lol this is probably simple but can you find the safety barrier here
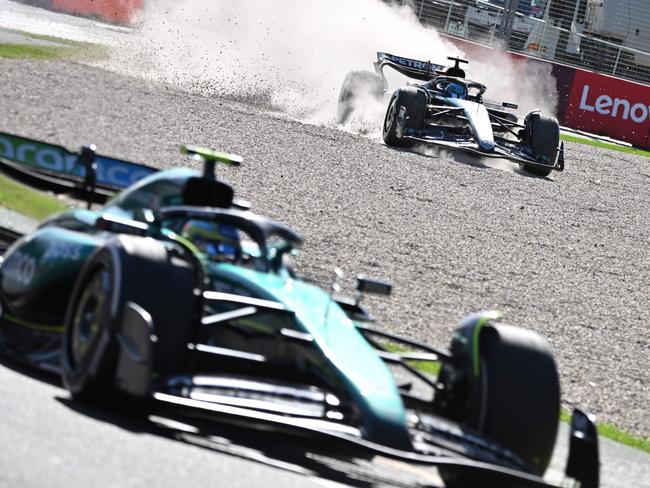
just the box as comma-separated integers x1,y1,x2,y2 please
399,1,650,148
51,0,142,24
563,69,650,148
13,0,142,24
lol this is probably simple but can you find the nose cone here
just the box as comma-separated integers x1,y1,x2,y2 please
447,98,495,152
477,136,495,151
466,103,494,151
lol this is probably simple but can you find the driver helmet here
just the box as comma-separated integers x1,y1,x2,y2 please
181,219,239,259
446,81,466,99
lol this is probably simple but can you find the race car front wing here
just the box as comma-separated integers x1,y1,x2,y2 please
402,130,565,172
153,388,598,488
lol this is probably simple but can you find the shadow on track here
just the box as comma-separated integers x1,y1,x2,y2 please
405,143,556,180
0,353,439,487
0,354,61,388
52,394,436,488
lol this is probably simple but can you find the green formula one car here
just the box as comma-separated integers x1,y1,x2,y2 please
0,133,598,487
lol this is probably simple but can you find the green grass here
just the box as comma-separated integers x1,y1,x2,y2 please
598,423,650,453
0,30,110,60
12,30,89,48
0,173,67,220
0,44,78,60
561,133,650,158
381,341,441,377
561,409,650,454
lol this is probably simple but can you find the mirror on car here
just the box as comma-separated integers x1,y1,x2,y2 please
356,275,392,296
95,213,150,237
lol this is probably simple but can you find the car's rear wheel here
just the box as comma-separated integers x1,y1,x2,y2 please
337,70,385,124
436,322,560,487
521,112,560,177
383,87,426,147
62,235,198,403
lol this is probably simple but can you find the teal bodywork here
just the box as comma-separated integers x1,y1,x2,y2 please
0,166,412,449
1,227,101,328
212,265,410,448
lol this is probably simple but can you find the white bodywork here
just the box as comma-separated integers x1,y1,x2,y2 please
445,98,495,151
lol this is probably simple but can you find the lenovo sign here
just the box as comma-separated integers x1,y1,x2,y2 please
580,85,650,123
565,70,650,147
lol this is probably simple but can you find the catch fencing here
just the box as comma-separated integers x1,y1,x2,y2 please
401,0,650,85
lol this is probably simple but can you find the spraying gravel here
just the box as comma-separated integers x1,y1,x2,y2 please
0,57,648,441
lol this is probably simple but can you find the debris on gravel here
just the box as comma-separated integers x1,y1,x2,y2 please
0,58,648,439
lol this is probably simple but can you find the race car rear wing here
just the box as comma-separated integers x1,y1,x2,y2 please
0,132,158,204
375,52,445,82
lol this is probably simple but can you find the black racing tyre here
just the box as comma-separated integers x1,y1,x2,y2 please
382,87,426,148
470,326,560,472
521,112,560,177
61,235,197,402
60,255,118,402
439,325,560,488
336,70,385,124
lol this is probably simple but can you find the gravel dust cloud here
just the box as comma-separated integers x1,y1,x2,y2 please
110,0,557,132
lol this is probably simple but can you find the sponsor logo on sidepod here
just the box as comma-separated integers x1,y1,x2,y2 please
579,84,650,124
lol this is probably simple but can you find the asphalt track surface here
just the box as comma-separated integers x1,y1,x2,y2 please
2,356,462,488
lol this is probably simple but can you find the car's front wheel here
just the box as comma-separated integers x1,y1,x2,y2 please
435,318,560,487
61,250,120,402
383,87,426,147
61,235,197,403
521,112,560,177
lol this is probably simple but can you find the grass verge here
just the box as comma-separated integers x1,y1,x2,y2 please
561,133,650,158
0,43,78,60
0,31,110,61
561,409,650,454
11,30,91,47
381,341,441,377
0,173,67,220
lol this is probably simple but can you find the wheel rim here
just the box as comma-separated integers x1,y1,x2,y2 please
384,97,397,136
69,268,110,369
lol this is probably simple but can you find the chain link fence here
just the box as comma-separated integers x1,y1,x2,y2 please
398,0,650,85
